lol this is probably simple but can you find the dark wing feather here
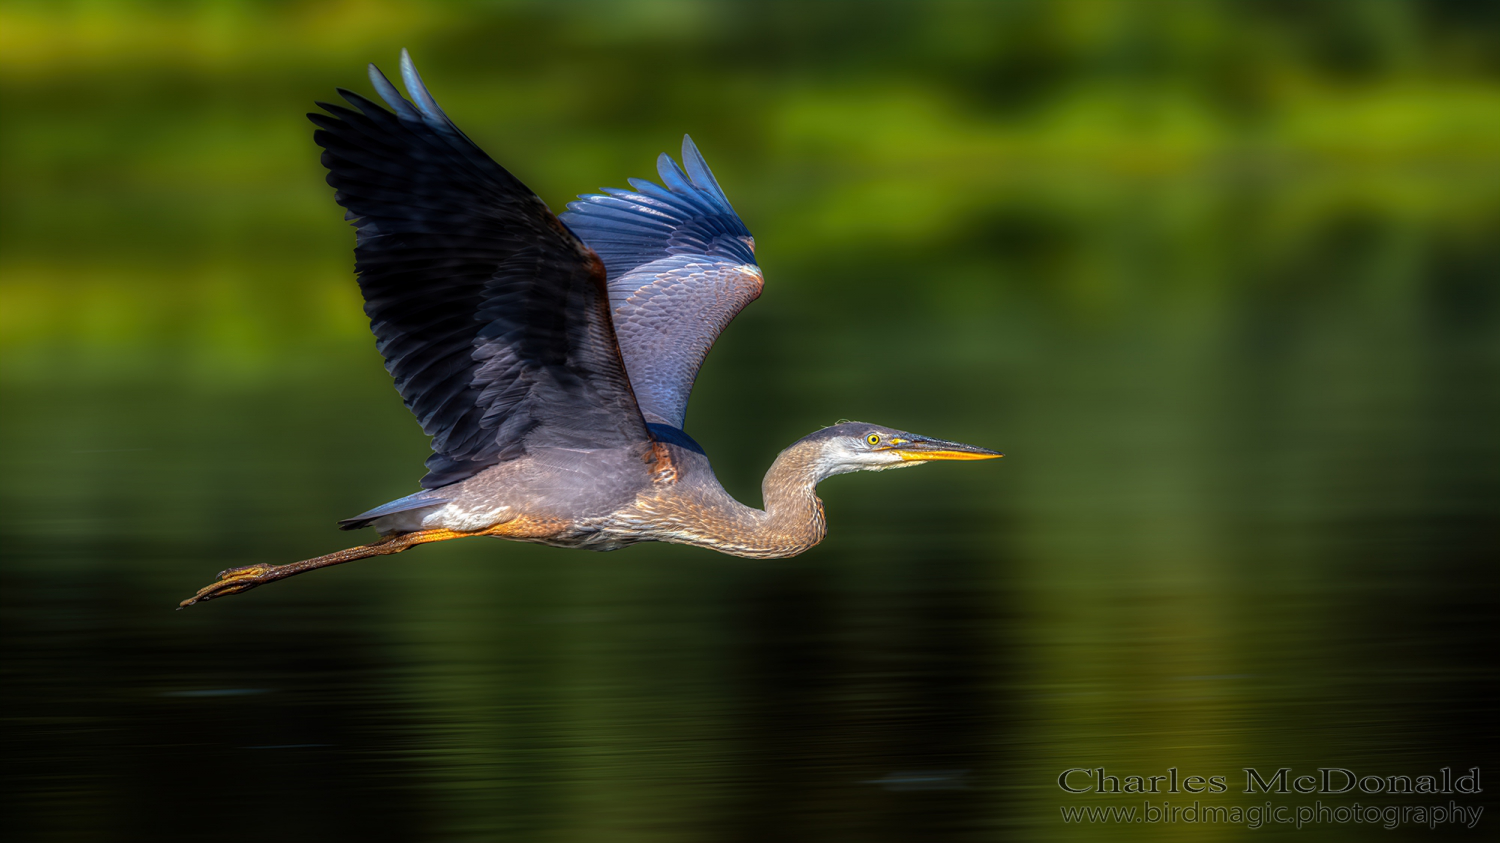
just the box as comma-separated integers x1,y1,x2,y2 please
312,50,650,489
558,137,762,429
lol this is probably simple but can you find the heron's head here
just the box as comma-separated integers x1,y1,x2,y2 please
796,421,1002,480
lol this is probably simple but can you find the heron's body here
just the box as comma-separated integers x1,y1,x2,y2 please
180,52,999,607
356,428,829,558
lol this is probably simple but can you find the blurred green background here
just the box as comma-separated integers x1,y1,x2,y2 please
2,1,1497,841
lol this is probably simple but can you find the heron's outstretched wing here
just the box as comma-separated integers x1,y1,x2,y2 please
311,51,650,489
558,138,762,429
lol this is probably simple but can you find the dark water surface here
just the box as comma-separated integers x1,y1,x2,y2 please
4,192,1497,841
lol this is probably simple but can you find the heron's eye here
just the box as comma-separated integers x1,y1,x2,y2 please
866,433,881,446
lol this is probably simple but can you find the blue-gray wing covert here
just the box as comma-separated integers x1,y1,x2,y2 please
559,138,762,429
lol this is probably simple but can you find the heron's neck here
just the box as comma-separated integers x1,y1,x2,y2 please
754,440,828,554
638,439,829,559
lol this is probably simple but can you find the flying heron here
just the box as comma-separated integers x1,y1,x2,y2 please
179,51,1001,608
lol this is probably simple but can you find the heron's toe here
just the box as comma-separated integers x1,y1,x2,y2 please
216,563,272,580
178,565,273,609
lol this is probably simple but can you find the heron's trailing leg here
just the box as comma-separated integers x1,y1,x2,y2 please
177,529,472,609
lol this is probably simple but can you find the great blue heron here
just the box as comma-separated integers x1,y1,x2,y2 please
179,51,1000,608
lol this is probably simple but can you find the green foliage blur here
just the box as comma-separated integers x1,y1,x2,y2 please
4,0,1498,368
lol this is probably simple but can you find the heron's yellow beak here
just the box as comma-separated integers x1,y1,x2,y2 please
889,436,1003,462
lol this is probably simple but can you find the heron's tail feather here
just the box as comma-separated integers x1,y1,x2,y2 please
338,492,449,531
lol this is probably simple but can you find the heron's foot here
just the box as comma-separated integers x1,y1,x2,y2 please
178,564,278,608
175,528,481,610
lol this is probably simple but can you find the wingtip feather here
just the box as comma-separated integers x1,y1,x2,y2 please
655,151,696,195
367,62,421,121
681,134,731,208
399,49,447,125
